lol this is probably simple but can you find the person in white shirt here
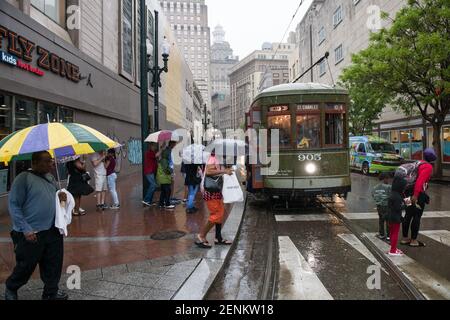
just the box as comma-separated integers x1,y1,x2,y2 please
90,150,108,211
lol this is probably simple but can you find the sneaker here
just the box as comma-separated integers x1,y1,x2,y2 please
142,201,152,207
96,204,103,211
101,204,110,210
165,205,176,210
110,205,120,210
388,249,404,257
79,208,86,213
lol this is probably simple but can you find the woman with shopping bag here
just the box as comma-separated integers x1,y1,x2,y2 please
196,152,234,249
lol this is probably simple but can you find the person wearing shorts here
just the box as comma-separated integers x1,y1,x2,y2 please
196,153,234,248
90,150,108,211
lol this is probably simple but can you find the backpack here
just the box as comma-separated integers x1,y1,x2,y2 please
394,160,425,192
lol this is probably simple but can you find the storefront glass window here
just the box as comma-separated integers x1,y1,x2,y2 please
60,108,74,123
15,98,37,130
39,103,58,123
0,94,13,193
15,98,37,177
399,130,411,159
380,131,390,142
443,127,450,163
268,115,291,148
297,115,321,149
410,128,423,160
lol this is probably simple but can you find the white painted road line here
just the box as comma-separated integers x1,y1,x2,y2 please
278,236,333,300
364,233,450,300
275,214,335,222
420,230,450,247
341,211,450,220
338,234,388,275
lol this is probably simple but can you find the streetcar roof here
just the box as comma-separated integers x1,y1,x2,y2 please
254,83,348,101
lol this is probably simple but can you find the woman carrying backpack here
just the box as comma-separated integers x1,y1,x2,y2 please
401,148,436,248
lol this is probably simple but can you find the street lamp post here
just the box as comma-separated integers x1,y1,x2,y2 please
202,104,210,146
140,5,170,200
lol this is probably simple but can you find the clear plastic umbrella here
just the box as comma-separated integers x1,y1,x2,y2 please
182,144,210,164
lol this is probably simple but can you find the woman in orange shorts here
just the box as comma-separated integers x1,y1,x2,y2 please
196,153,233,249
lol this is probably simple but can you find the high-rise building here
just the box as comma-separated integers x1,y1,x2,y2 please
229,43,294,129
210,25,238,132
160,0,211,114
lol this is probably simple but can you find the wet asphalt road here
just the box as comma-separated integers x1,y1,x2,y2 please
206,173,450,300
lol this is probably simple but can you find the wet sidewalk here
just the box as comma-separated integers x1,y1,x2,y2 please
0,171,246,300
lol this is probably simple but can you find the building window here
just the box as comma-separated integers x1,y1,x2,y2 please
39,102,58,123
443,127,450,163
319,59,326,76
318,26,326,45
333,5,343,28
120,0,134,79
31,0,66,26
335,44,344,64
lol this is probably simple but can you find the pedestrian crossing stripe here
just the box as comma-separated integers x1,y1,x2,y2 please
364,233,450,300
341,211,450,220
277,236,333,300
275,214,336,222
275,211,450,222
337,234,388,275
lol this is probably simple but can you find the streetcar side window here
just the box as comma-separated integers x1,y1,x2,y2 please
296,115,321,149
267,115,292,148
325,113,345,146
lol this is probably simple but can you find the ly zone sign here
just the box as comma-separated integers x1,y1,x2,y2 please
0,25,81,83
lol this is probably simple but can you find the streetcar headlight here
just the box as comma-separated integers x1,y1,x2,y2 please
305,163,317,174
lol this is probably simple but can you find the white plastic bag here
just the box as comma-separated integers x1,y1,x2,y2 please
222,173,244,204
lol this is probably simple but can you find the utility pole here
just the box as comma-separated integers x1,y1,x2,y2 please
140,0,149,200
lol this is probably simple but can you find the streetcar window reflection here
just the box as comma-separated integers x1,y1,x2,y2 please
268,115,291,148
296,115,320,149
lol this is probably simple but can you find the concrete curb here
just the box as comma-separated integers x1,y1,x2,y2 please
172,196,247,300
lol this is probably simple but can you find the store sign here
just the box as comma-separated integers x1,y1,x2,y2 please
269,105,289,112
0,25,80,82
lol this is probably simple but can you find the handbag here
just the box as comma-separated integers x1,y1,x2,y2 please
81,172,91,182
204,175,223,193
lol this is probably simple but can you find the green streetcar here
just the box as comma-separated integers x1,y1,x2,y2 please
245,83,351,200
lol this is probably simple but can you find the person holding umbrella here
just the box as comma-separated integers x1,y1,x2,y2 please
5,151,68,300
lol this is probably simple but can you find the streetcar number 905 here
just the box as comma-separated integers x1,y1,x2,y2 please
298,154,322,162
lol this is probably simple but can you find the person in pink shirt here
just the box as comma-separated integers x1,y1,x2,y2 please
401,148,436,247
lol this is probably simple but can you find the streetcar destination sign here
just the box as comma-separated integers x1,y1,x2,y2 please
269,105,289,112
297,104,319,111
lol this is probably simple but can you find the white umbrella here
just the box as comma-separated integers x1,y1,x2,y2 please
182,144,210,164
145,130,180,143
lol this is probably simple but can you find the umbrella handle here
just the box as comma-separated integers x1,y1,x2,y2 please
54,153,63,191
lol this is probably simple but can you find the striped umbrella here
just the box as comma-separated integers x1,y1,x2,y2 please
0,123,117,164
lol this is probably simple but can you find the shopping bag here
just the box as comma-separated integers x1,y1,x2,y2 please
222,173,244,204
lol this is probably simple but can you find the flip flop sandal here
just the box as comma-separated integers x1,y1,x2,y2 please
409,241,426,247
215,239,233,246
195,235,212,249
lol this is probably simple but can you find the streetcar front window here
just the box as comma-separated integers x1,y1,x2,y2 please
268,115,291,148
325,113,345,146
296,115,320,149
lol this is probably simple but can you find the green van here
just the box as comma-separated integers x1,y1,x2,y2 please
350,136,403,175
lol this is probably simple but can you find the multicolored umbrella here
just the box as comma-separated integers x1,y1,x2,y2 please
145,130,180,143
0,123,117,164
